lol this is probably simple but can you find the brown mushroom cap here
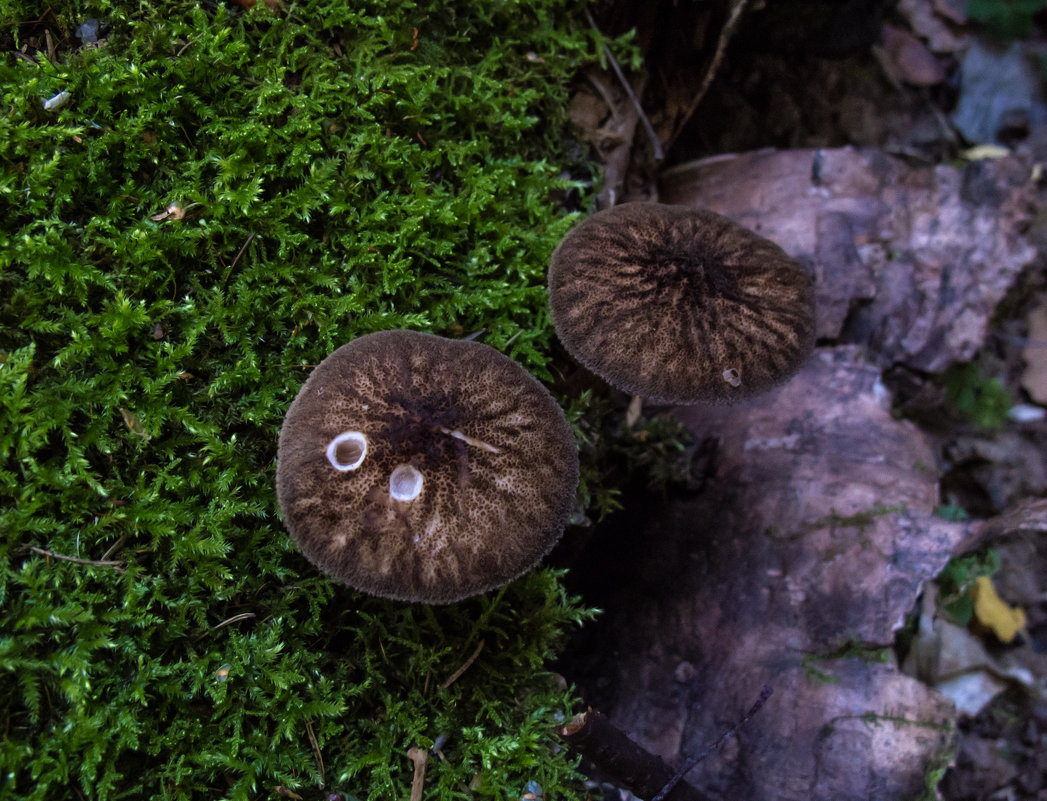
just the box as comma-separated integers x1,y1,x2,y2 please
275,330,579,603
548,203,816,403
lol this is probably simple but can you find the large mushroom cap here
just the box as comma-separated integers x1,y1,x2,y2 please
276,330,579,603
548,203,816,404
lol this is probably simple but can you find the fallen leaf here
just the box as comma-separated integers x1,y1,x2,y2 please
877,24,945,86
118,407,151,440
971,576,1026,643
898,0,969,52
933,0,966,25
952,40,1041,146
899,527,1045,717
149,203,196,222
564,347,964,800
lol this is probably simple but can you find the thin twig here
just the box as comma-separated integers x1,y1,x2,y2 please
99,534,127,562
585,9,664,162
441,640,484,690
229,232,255,273
212,612,257,630
665,0,753,154
652,685,773,801
305,719,324,785
29,546,124,571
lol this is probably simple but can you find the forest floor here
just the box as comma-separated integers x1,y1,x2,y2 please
554,2,1047,799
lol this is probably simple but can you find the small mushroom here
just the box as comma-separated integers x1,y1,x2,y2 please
548,203,816,403
276,330,579,603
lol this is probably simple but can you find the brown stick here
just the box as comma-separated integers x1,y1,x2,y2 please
441,640,484,690
665,0,753,154
212,612,257,630
557,710,711,801
305,719,324,786
585,9,664,162
29,546,124,571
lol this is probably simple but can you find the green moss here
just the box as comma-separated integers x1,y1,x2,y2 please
812,503,905,533
936,548,1001,627
941,362,1013,430
801,641,893,684
0,2,612,798
967,0,1047,39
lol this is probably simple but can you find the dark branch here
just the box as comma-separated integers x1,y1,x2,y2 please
557,710,712,801
653,685,773,801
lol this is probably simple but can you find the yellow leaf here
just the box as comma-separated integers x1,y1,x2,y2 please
971,576,1026,643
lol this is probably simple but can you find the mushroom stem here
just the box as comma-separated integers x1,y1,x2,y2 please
407,746,428,801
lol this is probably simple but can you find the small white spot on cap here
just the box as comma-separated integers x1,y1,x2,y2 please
722,367,742,387
390,464,424,502
326,431,368,471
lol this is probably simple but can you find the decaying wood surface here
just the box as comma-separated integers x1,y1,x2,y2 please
569,347,967,800
660,147,1038,371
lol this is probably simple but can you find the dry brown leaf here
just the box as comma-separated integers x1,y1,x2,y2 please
877,24,945,86
898,0,969,52
118,407,151,440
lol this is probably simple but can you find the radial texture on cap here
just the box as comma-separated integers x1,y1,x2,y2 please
276,330,579,603
548,203,816,403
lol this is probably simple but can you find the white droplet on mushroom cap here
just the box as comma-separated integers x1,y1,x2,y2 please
326,431,368,471
722,368,742,387
389,464,424,502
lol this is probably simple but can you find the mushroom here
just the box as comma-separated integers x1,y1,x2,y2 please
276,329,579,603
547,202,816,404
